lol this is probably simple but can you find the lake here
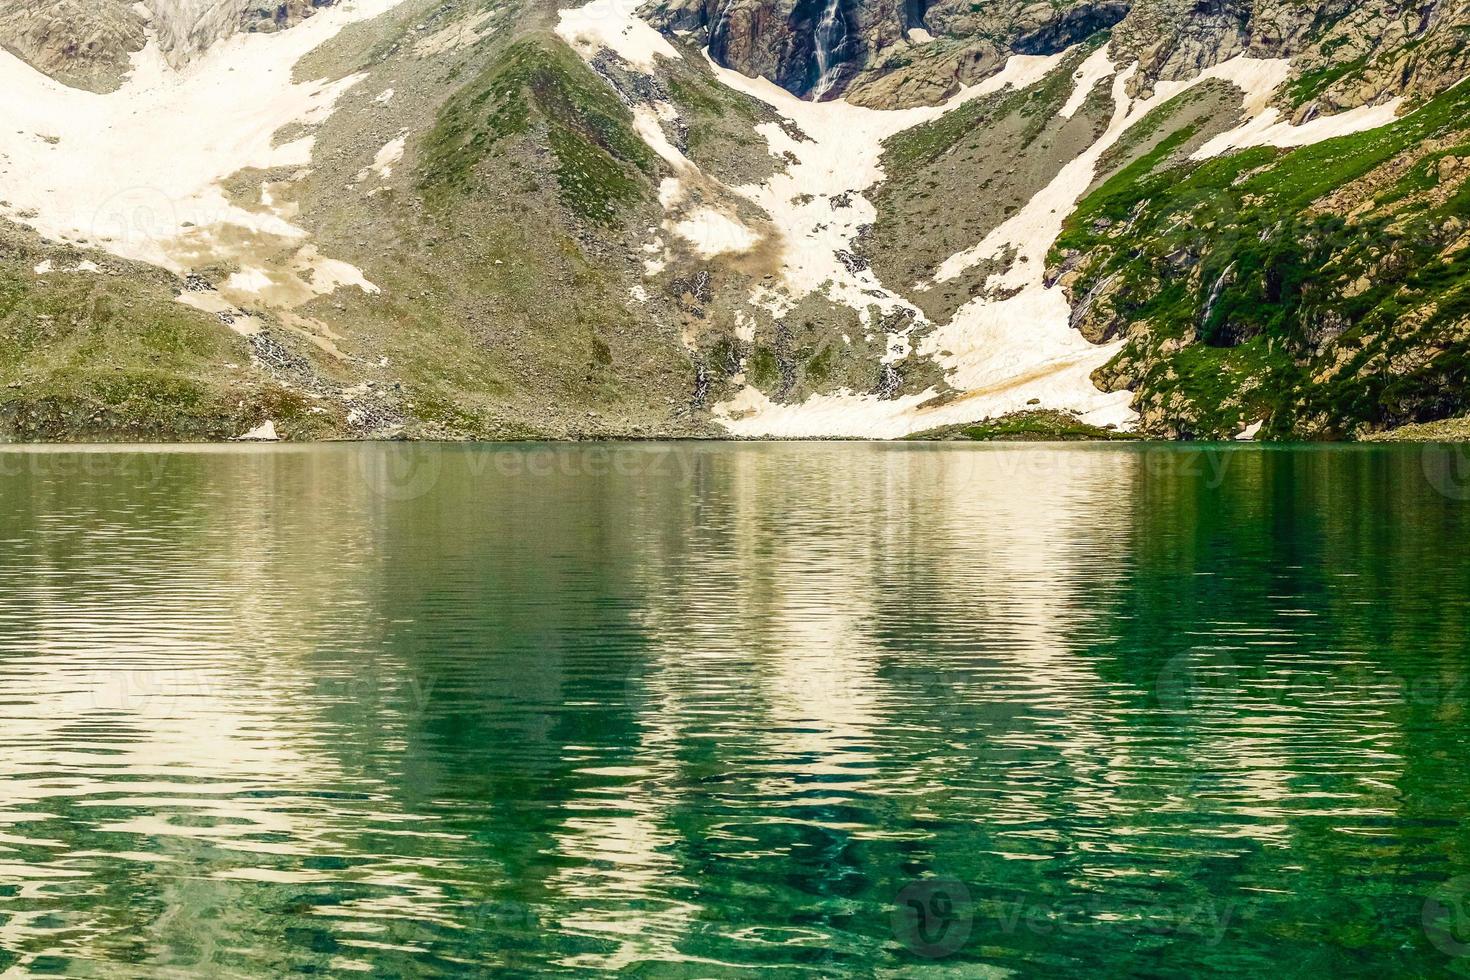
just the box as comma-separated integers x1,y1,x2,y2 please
1,442,1469,975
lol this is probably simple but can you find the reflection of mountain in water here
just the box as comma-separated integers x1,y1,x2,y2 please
1,445,1467,973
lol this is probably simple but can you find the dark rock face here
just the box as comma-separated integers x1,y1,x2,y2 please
651,0,1469,111
1109,0,1469,105
146,0,338,67
666,0,913,98
0,0,147,92
651,0,1141,102
1011,1,1131,56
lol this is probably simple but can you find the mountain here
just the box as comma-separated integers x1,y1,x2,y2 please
1,0,1467,441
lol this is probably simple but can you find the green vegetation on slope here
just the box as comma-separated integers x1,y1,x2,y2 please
0,255,316,441
1284,55,1371,108
663,73,767,173
909,409,1141,441
1056,79,1470,439
882,41,1098,175
419,37,654,224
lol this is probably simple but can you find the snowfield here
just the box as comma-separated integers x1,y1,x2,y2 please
0,0,408,324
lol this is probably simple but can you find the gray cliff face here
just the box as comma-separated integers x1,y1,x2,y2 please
0,0,336,85
0,0,146,91
147,0,337,66
651,0,1469,110
1109,0,1470,108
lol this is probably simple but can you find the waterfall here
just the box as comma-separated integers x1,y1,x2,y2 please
1200,261,1236,333
811,0,847,100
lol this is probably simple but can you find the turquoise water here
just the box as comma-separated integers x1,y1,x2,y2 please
1,443,1469,975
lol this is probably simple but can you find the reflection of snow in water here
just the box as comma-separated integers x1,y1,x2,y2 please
548,755,702,970
0,445,1425,970
0,454,458,969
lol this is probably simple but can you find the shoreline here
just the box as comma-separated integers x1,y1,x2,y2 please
2,436,1465,449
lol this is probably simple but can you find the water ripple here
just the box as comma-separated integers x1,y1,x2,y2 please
0,444,1467,974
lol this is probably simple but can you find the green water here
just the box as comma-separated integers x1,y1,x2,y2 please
1,443,1470,976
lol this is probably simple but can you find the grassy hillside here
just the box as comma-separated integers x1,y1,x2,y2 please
0,230,329,442
1055,80,1470,439
419,38,656,224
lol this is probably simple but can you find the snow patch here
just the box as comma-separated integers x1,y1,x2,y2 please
31,259,101,275
907,28,935,44
1235,419,1263,441
734,311,756,342
1193,98,1405,160
714,358,1130,438
555,0,681,72
702,49,1149,436
237,420,280,442
176,286,264,336
643,247,668,275
634,105,765,260
1172,57,1401,161
561,0,1064,341
671,209,760,257
933,56,1321,287
225,268,274,293
359,132,407,181
1207,58,1293,116
0,0,404,311
698,47,1068,328
632,105,692,170
715,50,1168,436
1059,45,1115,119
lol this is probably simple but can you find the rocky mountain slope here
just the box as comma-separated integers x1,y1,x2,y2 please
0,0,1466,440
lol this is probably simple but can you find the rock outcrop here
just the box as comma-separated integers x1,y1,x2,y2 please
0,0,339,87
651,0,913,98
1111,0,1470,109
148,0,336,67
0,0,146,91
650,0,1142,101
651,0,1470,111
